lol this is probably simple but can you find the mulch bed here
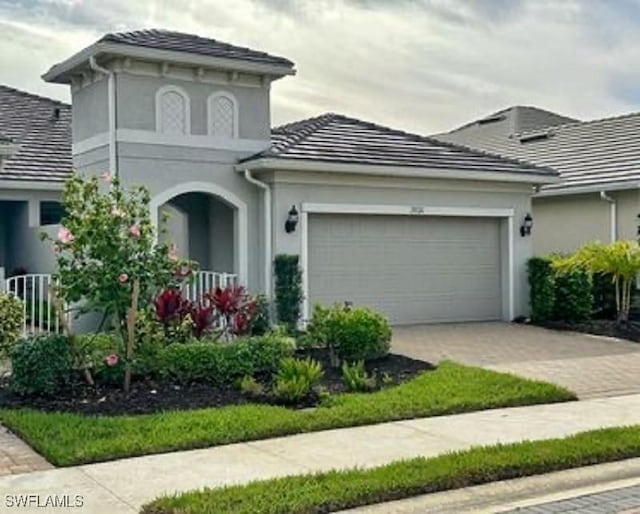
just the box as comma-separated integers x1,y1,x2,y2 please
536,319,640,343
0,349,433,416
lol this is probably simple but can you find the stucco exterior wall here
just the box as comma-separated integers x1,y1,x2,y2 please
72,78,109,142
532,189,640,255
115,73,271,140
267,171,535,319
114,143,262,291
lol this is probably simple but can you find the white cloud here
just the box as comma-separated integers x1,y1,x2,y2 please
1,0,640,133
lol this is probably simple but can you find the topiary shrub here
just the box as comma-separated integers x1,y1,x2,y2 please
527,257,556,322
553,266,593,322
0,294,24,358
10,334,74,396
306,304,391,366
274,255,302,331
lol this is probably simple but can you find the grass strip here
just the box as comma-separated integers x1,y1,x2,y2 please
0,362,574,466
142,425,640,514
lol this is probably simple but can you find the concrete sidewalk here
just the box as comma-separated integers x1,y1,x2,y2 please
2,395,640,513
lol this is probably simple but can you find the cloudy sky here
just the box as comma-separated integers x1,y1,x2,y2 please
1,0,640,134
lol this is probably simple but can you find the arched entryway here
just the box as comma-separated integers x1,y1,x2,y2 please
149,181,248,285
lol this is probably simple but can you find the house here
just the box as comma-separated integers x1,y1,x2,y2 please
434,106,640,255
1,29,557,325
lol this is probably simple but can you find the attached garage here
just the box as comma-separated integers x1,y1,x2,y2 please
241,113,559,324
307,211,505,325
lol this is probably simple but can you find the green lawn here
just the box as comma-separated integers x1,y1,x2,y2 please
143,425,640,514
0,362,574,466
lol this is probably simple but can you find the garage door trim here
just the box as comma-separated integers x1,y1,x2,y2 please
300,202,515,322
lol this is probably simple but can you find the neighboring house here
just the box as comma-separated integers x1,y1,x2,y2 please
435,106,640,255
1,29,557,325
0,85,71,280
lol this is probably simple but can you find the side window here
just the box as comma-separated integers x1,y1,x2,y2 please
156,86,190,135
208,92,238,138
40,201,66,226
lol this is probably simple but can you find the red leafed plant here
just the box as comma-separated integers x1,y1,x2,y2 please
207,286,258,339
189,302,215,339
154,288,190,325
154,285,257,342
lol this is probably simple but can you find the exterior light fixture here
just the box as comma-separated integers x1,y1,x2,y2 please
285,205,299,233
520,212,533,237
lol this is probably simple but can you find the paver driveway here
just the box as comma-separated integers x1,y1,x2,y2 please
393,322,640,398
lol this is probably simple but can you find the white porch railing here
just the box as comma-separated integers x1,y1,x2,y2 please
1,271,238,336
182,271,239,304
4,274,64,336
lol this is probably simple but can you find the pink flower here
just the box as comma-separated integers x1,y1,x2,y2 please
104,354,119,367
58,227,74,244
111,206,125,217
128,223,141,238
118,273,129,284
168,244,178,262
101,172,113,184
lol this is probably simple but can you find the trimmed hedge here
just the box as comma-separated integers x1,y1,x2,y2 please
10,335,74,396
159,334,295,385
528,257,555,322
527,256,593,323
553,267,593,322
274,255,303,330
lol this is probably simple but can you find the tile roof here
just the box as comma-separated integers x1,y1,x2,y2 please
434,106,640,192
99,29,294,68
0,85,72,182
245,113,556,177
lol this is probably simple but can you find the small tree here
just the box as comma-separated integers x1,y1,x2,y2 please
555,241,640,323
44,173,188,391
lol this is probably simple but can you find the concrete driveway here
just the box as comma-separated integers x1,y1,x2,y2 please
393,322,640,399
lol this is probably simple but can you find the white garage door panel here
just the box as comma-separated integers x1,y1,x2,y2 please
308,214,502,325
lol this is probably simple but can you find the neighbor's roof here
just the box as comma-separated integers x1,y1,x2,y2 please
243,113,557,178
0,85,72,182
44,29,294,83
434,106,640,192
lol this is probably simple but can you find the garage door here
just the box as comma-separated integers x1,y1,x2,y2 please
308,213,503,325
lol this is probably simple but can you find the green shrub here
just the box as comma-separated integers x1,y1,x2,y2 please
159,334,295,385
72,332,123,385
553,266,593,322
592,272,632,320
341,360,376,392
528,257,555,322
238,375,263,397
307,304,391,365
249,294,271,336
273,357,324,403
10,335,73,396
274,255,302,331
529,256,595,323
0,294,23,357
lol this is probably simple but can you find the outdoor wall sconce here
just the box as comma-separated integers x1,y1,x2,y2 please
520,212,533,237
285,205,299,233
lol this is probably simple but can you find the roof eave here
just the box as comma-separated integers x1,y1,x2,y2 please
43,42,295,84
536,180,640,197
236,157,559,185
0,179,65,191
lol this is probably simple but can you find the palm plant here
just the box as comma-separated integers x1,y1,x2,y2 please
554,241,640,323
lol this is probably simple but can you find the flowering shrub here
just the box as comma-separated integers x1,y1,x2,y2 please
43,173,191,336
